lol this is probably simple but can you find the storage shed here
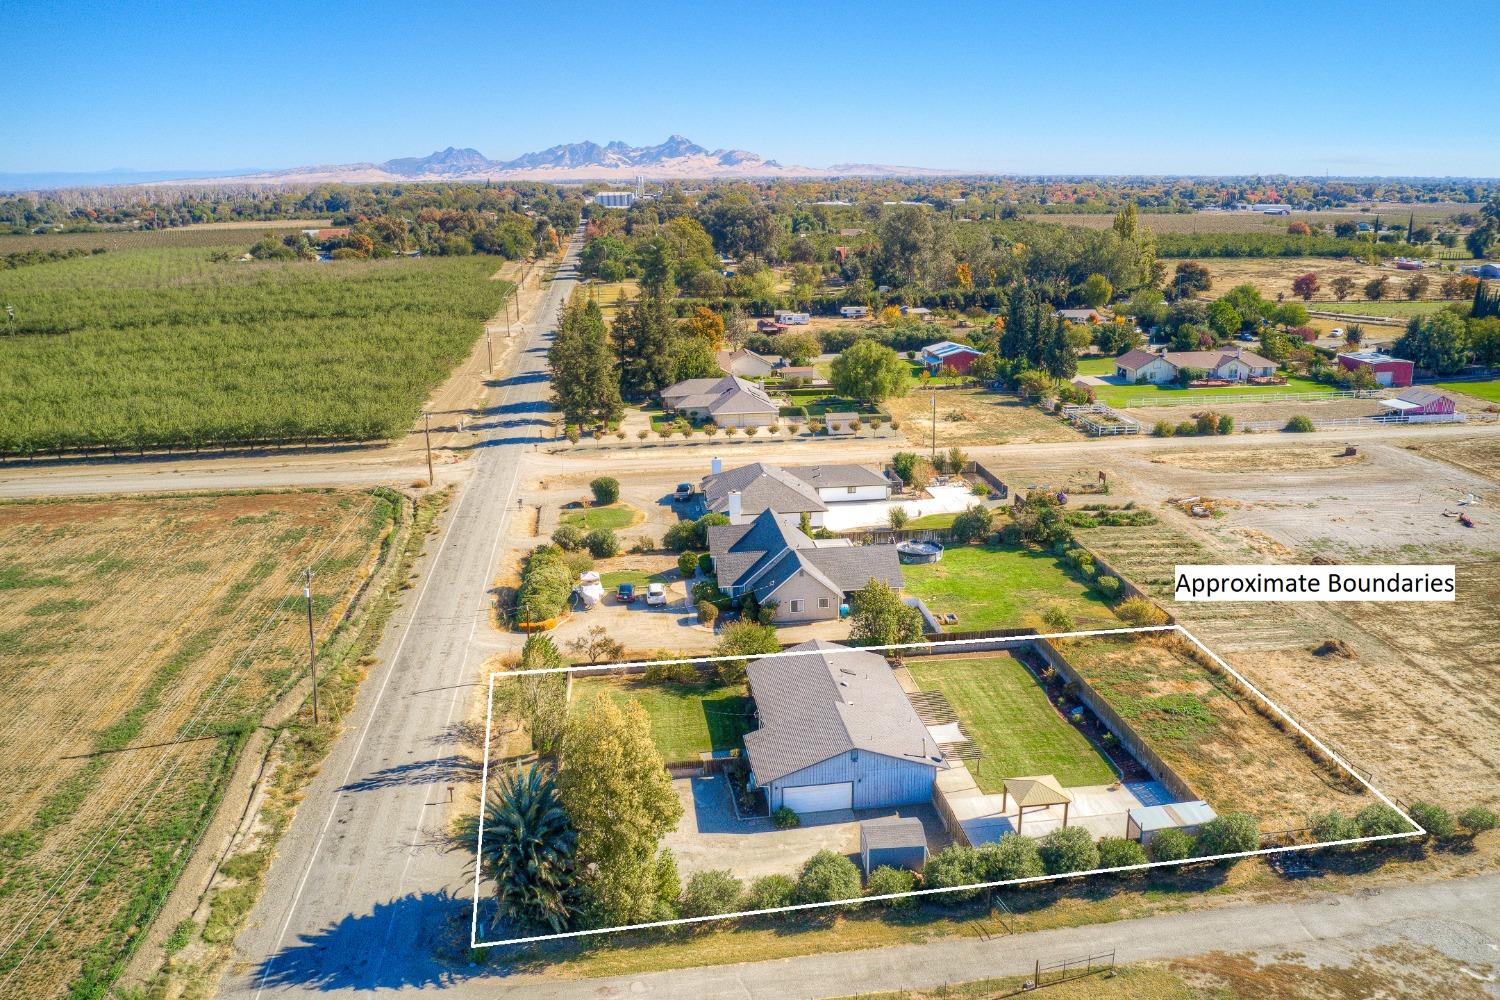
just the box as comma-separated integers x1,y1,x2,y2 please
1126,800,1217,845
1379,387,1457,417
860,816,929,874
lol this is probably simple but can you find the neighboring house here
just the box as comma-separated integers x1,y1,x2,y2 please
1114,348,1277,385
1057,308,1105,324
700,459,893,526
918,340,983,375
756,318,787,333
743,640,942,813
1380,387,1456,416
840,305,870,319
659,375,779,427
1461,262,1500,279
901,306,932,318
1336,350,1414,388
715,347,777,378
708,510,902,624
774,310,811,325
778,365,826,386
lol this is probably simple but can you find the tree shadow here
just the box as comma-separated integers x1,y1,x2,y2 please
338,754,482,793
252,890,496,991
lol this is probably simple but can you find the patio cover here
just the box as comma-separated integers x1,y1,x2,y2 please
1004,775,1072,809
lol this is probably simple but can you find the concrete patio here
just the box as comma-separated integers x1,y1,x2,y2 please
936,762,1176,844
820,483,979,531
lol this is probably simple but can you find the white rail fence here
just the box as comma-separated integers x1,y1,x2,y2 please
1122,388,1380,408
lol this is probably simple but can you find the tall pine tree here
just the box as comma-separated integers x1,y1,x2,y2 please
548,298,622,428
612,294,677,400
1001,283,1037,363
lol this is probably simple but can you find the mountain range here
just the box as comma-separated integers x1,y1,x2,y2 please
101,136,956,188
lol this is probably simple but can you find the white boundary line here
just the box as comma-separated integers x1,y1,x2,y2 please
470,624,1424,947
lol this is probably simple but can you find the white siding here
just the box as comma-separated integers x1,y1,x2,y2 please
816,484,889,503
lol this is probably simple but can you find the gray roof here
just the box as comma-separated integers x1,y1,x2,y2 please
701,462,890,516
744,641,941,784
660,374,776,415
860,816,928,851
1395,387,1450,406
708,509,902,600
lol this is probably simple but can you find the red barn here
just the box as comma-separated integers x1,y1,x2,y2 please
1380,388,1457,417
1337,350,1414,388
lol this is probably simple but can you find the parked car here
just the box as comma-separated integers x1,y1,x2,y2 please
616,582,636,603
646,582,668,606
1330,327,1344,338
1236,332,1256,341
674,482,694,502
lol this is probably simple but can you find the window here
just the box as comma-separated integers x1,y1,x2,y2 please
819,597,830,609
847,486,857,494
789,600,803,612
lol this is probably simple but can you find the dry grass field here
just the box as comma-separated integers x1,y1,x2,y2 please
0,490,398,998
1177,256,1464,304
1027,203,1467,234
885,388,1083,447
1059,634,1370,831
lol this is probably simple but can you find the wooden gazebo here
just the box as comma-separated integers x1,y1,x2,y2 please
1002,774,1073,834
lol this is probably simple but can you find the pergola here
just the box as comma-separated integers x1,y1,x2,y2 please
1002,775,1073,835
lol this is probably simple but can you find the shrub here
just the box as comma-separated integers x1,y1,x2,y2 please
643,660,701,685
1038,826,1099,874
1283,414,1315,433
1093,575,1122,599
1041,606,1075,632
922,845,984,903
590,477,620,504
744,874,795,910
1217,414,1234,435
1408,801,1456,840
680,870,744,918
665,512,730,552
975,833,1044,881
696,599,718,626
792,850,861,905
865,865,917,909
677,551,699,577
565,425,581,444
1356,803,1409,838
772,806,801,830
515,545,579,622
1175,419,1197,437
1096,837,1148,871
1152,420,1174,437
698,554,713,574
1195,813,1260,857
1115,596,1168,627
584,528,619,558
887,505,910,529
950,504,994,544
1311,810,1360,845
1458,806,1498,836
551,523,587,551
1148,828,1196,862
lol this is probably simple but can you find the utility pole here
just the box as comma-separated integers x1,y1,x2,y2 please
304,568,320,724
423,411,434,484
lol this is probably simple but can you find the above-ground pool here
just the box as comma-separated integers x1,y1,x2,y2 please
896,540,944,564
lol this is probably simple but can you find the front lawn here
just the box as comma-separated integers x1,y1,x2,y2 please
1308,299,1446,317
1094,375,1335,408
1074,356,1116,376
1438,379,1500,404
906,655,1117,791
562,503,640,532
902,544,1118,632
599,568,674,590
905,511,958,529
570,676,750,763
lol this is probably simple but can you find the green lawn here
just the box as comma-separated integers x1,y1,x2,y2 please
1093,375,1334,408
906,655,1117,791
1074,356,1116,376
905,511,959,529
1308,299,1446,317
1437,380,1500,404
599,568,673,590
902,544,1118,632
561,503,639,532
571,676,750,762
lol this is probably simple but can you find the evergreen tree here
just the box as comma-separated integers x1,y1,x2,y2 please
1027,308,1056,369
1001,283,1036,363
612,294,677,400
548,298,622,427
1041,317,1077,380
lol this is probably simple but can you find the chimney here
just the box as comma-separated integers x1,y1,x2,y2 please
727,491,742,522
711,456,723,476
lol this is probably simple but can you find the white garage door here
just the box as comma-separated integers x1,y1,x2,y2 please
1377,371,1394,387
781,782,853,814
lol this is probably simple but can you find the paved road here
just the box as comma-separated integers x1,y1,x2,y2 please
217,236,579,999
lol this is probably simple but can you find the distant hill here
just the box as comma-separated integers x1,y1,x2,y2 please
98,136,963,188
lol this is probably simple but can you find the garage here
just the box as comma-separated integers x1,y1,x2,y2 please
781,782,853,814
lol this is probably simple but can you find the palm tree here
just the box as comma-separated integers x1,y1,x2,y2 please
465,762,579,934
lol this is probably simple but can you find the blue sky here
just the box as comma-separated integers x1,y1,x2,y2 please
7,0,1499,176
